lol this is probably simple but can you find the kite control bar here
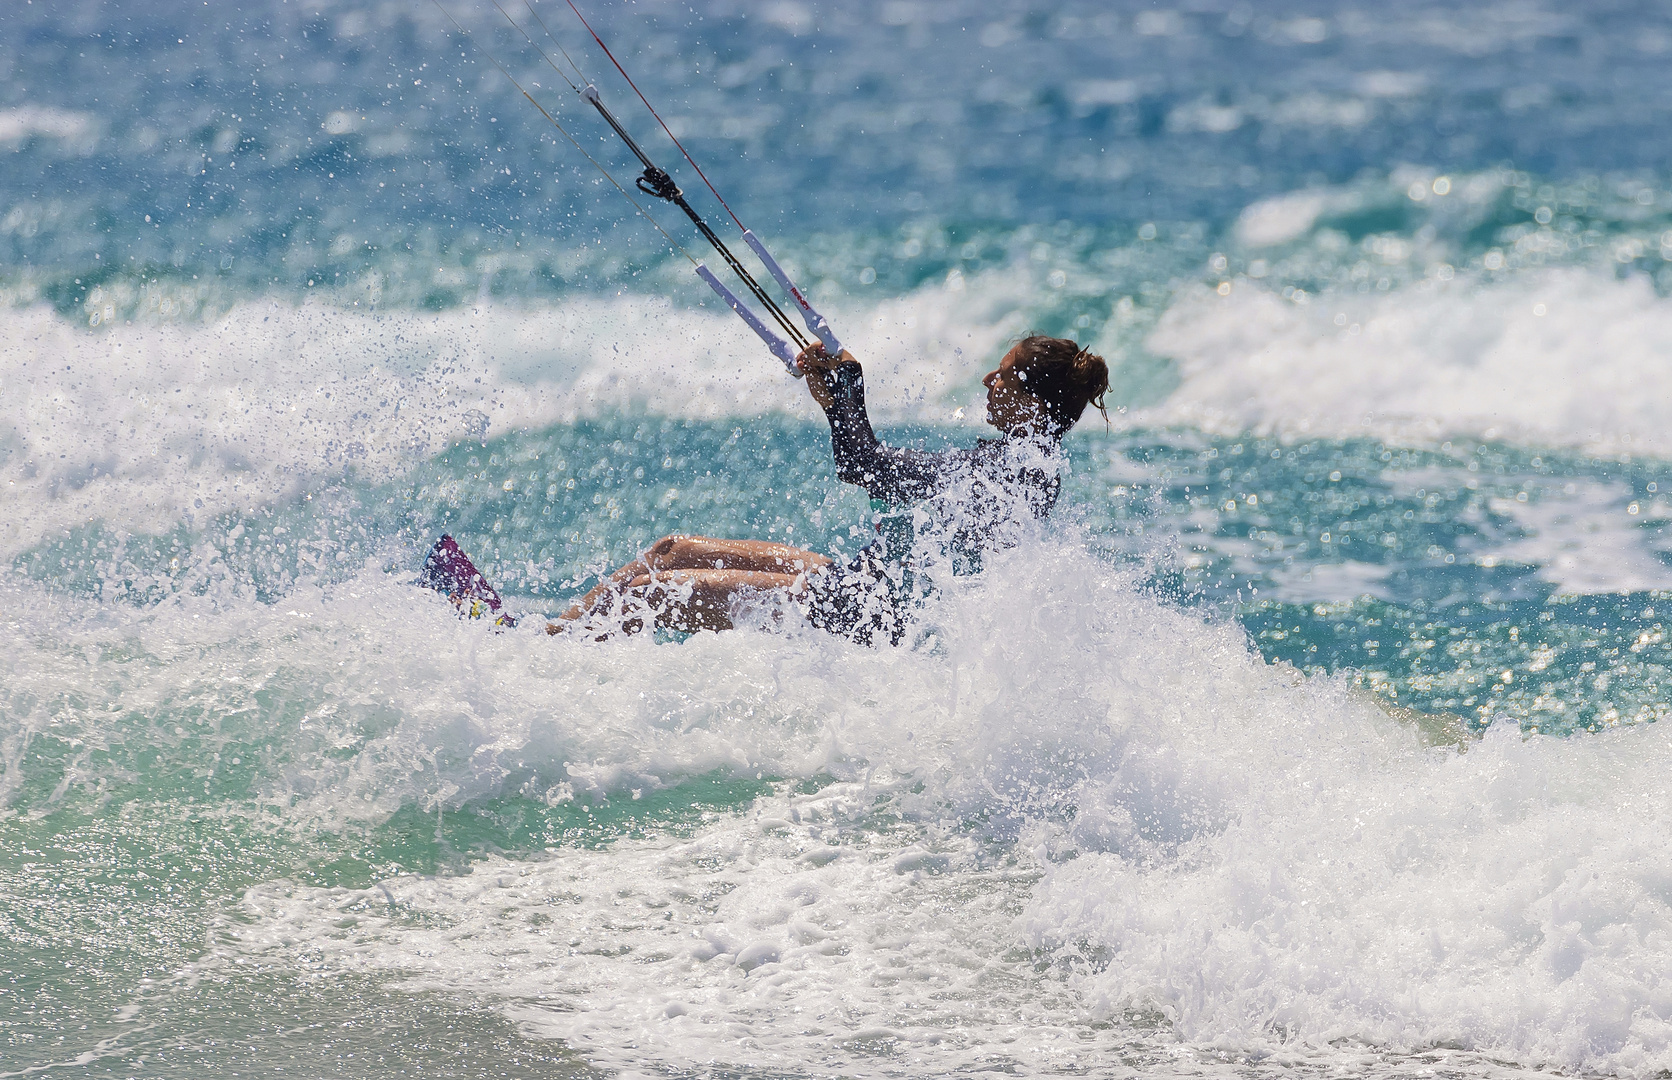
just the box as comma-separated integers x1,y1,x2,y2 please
578,82,844,373
695,231,843,374
742,230,843,357
470,0,847,375
695,263,800,375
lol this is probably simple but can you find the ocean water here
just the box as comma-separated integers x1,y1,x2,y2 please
10,0,1672,1076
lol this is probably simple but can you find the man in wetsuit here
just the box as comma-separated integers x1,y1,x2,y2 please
547,334,1110,640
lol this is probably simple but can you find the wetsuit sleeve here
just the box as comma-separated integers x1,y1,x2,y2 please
821,360,948,504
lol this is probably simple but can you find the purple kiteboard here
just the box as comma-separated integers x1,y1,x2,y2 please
419,535,517,628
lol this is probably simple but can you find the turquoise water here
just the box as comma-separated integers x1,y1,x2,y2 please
12,1,1672,1077
24,421,1670,736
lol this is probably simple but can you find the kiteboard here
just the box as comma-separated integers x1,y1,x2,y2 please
419,535,517,628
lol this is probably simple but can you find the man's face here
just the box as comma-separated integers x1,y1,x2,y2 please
983,346,1047,435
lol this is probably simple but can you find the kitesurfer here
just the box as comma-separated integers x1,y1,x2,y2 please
541,333,1110,641
421,1,1109,641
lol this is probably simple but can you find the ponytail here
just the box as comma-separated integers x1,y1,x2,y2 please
1009,334,1110,434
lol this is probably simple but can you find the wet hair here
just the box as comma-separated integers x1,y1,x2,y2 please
1008,334,1111,435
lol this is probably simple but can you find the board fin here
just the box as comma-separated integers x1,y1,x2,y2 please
419,535,517,627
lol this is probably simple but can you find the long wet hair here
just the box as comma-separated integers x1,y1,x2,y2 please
1008,334,1111,435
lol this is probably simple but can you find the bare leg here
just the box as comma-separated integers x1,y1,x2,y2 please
550,535,832,632
619,535,829,580
628,568,808,633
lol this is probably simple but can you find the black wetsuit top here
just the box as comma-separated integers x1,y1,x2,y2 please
801,361,1061,643
819,359,1061,563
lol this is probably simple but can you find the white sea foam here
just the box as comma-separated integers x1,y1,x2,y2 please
1139,267,1672,456
1233,191,1338,247
1026,717,1672,1074
12,257,1672,593
1480,478,1672,594
0,291,1009,561
24,545,1659,1076
0,104,94,144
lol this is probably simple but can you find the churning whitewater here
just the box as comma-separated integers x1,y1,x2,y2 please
9,1,1672,1077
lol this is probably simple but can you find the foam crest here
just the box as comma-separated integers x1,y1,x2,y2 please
16,551,1578,1076
259,543,1236,828
1025,717,1672,1074
0,278,1022,561
0,303,494,561
4,544,1185,823
80,546,1628,1075
20,533,1672,1074
1141,268,1672,454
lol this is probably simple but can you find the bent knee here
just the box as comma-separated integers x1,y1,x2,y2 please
642,534,691,562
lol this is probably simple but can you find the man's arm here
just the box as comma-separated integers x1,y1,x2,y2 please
797,344,945,504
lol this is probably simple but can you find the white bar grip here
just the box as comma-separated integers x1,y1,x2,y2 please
695,263,801,376
741,229,843,356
